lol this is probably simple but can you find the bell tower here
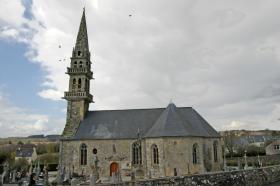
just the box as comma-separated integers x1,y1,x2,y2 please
62,9,93,137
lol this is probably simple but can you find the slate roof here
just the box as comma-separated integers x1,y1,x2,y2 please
73,103,220,140
16,148,34,158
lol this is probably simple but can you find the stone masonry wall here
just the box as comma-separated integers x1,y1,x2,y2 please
227,154,280,167
95,165,280,186
61,137,222,182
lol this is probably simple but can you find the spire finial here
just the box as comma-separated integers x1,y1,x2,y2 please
169,98,173,104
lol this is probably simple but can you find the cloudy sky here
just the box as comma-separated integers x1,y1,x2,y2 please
0,0,280,137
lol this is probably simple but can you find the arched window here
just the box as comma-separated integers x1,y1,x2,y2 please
193,143,199,164
132,142,142,165
78,51,82,56
78,78,82,89
213,141,218,162
152,144,159,164
80,143,87,165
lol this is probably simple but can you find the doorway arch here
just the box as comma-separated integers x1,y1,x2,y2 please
110,162,119,176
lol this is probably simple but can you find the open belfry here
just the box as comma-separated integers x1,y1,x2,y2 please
60,9,223,183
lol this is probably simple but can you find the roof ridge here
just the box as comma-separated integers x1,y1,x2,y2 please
87,106,192,112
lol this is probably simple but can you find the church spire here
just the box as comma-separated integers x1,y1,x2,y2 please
62,8,93,138
75,8,89,50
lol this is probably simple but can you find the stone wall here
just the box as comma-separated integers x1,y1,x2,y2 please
60,137,222,182
95,165,280,186
227,154,280,167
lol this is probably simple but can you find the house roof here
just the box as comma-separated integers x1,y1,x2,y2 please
15,148,34,158
72,103,220,140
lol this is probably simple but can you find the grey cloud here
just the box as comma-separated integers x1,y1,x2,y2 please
2,0,280,133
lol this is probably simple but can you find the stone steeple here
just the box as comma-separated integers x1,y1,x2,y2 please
62,9,93,138
75,8,89,51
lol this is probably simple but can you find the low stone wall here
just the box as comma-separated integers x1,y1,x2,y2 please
227,154,280,167
95,165,280,186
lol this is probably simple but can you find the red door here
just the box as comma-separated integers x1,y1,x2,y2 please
110,162,119,176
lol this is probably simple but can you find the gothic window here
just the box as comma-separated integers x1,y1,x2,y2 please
80,143,87,165
213,141,218,162
74,61,77,68
74,61,77,64
152,144,159,164
192,143,199,164
78,51,82,56
78,78,82,89
86,61,89,66
132,142,142,165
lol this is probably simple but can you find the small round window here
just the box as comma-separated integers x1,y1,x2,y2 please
93,148,97,154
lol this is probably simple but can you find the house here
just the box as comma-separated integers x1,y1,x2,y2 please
15,147,37,164
266,140,280,155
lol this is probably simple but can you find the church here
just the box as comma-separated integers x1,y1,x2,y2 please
59,9,223,183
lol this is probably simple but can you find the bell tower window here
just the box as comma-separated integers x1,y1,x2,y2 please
72,78,76,89
78,78,82,89
85,79,88,90
78,51,82,56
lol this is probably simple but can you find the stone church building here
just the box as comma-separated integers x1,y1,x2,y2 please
60,10,223,183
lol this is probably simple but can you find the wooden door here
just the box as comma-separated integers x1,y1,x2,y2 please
110,162,119,176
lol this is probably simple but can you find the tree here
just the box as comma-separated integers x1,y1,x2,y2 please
47,143,55,153
0,152,15,166
13,158,29,172
38,153,59,164
223,130,235,157
36,144,48,155
0,153,8,164
17,141,24,145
